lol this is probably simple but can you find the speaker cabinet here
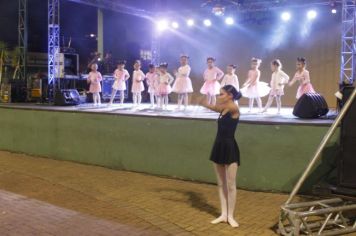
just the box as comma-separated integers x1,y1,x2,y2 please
54,89,81,106
293,93,329,119
338,86,356,188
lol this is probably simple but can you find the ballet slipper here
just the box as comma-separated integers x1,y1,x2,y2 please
227,217,239,228
211,215,227,224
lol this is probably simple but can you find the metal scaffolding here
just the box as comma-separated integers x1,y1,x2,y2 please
340,0,356,84
48,0,60,101
18,0,28,81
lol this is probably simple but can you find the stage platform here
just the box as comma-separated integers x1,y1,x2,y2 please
0,103,339,193
0,103,335,126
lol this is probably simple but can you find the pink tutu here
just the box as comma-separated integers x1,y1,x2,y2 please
131,81,144,93
241,82,270,98
158,83,172,95
296,83,315,99
200,80,220,95
172,77,193,93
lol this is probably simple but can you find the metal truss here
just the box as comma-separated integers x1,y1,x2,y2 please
65,0,153,18
340,0,356,84
278,81,356,235
48,0,60,101
279,198,356,235
18,0,28,81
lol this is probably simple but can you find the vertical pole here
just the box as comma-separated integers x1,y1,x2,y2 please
18,0,28,81
97,8,104,59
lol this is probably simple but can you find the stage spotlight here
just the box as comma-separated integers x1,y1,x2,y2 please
281,12,291,21
89,34,96,38
171,21,179,29
225,17,234,25
157,20,169,31
203,19,212,27
331,8,337,14
307,10,317,20
187,19,195,27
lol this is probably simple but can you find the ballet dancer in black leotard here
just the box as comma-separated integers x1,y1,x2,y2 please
201,85,241,228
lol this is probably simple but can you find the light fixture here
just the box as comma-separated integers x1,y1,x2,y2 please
157,20,169,31
187,19,195,27
281,12,291,22
225,17,234,25
203,19,212,27
307,10,317,20
171,21,179,29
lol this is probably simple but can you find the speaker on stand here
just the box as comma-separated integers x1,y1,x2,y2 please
337,86,356,193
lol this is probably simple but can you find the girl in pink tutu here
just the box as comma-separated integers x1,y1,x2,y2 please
288,57,315,99
262,59,289,114
200,57,224,106
241,58,270,112
172,55,194,110
221,64,239,90
87,63,103,106
158,63,174,110
131,60,145,107
146,64,160,108
109,60,130,106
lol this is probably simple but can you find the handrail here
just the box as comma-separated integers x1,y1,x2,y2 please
285,87,356,205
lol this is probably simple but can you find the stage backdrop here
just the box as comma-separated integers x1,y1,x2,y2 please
155,8,341,107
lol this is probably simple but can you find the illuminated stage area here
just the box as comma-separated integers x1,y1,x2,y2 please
0,104,337,193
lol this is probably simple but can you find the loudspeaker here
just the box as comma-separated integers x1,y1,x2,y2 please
54,89,81,106
338,86,356,188
293,93,329,119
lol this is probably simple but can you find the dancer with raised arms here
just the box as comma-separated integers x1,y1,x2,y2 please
201,85,242,228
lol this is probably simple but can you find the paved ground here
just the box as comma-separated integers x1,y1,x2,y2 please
0,151,317,235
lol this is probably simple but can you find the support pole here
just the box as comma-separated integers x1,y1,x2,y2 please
97,8,104,59
18,0,28,81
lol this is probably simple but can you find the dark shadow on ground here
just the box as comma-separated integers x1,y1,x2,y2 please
154,188,220,217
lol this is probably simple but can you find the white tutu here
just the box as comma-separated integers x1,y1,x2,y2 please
241,82,271,98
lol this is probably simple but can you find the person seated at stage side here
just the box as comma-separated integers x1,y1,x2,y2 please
240,58,271,113
87,63,103,106
200,57,224,106
108,60,130,106
288,57,315,99
131,60,146,107
157,63,174,110
200,85,242,228
146,64,160,108
262,59,290,114
172,55,194,110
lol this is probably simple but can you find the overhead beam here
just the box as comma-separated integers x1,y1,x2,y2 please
65,0,153,18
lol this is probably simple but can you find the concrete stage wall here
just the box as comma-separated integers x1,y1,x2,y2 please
0,107,339,193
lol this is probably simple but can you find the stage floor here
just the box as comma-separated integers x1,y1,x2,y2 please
0,103,335,126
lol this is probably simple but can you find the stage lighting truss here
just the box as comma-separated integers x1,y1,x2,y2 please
48,0,60,101
340,0,356,84
278,198,356,236
18,0,28,82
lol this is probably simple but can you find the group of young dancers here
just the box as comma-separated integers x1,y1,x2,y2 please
86,55,316,113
